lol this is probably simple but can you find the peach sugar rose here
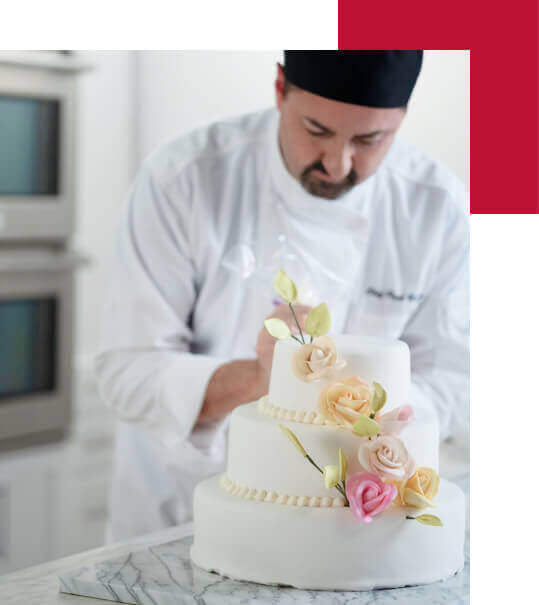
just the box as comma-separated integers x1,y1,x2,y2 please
291,336,346,383
397,467,440,508
317,377,371,427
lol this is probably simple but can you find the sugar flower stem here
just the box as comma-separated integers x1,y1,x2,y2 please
305,455,324,474
290,334,303,344
289,302,305,344
334,484,350,505
306,455,350,506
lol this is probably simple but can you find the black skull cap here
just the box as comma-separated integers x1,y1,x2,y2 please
283,50,423,108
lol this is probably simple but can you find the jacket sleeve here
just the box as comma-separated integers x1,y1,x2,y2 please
401,199,470,444
94,163,227,469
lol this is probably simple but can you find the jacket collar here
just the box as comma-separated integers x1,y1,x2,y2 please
266,108,374,237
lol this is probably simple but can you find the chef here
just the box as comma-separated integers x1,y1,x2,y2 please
95,50,469,542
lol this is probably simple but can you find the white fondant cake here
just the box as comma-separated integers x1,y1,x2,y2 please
269,336,411,413
191,475,465,591
191,334,465,591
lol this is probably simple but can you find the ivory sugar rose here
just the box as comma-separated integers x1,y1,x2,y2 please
358,434,415,481
291,336,346,382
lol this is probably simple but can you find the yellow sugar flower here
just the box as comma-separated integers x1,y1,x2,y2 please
323,465,340,489
398,467,440,508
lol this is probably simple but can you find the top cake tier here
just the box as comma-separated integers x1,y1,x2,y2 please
268,335,411,414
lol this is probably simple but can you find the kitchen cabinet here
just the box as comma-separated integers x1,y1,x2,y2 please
0,454,59,575
0,372,116,574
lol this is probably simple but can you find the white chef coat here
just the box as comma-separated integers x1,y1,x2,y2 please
94,107,469,543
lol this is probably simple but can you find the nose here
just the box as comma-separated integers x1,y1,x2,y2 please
321,142,354,181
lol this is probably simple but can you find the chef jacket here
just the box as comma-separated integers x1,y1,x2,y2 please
94,107,469,542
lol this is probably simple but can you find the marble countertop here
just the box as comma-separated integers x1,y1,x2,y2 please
0,525,194,605
0,444,469,605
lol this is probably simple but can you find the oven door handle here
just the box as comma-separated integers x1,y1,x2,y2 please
0,249,89,273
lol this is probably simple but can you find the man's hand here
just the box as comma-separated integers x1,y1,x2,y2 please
255,303,312,389
198,303,311,424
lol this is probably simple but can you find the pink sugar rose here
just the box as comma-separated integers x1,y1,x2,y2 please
346,472,397,523
377,405,415,435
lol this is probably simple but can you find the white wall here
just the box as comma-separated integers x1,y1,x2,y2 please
399,50,470,189
74,50,469,368
135,51,283,170
74,51,133,372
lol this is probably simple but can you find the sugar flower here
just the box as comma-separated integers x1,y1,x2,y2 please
376,405,415,436
317,376,371,426
291,336,346,383
397,467,440,508
346,472,397,523
358,434,415,481
322,465,340,489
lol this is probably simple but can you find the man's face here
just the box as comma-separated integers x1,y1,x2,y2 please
275,65,406,200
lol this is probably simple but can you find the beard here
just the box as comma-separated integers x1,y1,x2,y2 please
300,160,358,200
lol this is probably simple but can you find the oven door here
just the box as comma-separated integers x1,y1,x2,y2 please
0,249,83,448
0,62,76,241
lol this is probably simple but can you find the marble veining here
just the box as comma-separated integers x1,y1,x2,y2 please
59,532,469,604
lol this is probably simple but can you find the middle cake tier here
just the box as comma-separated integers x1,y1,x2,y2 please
226,401,439,502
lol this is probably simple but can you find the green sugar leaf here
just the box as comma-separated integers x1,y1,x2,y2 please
352,415,380,437
305,303,331,337
264,318,291,340
410,514,443,527
273,270,298,303
369,381,387,414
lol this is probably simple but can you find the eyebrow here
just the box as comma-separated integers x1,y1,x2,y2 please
304,116,386,139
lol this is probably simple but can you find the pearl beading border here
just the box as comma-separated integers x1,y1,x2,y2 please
219,474,345,508
257,395,337,426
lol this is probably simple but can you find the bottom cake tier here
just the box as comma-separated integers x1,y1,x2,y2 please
190,475,465,591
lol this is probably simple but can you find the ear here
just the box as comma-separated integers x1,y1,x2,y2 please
275,63,286,111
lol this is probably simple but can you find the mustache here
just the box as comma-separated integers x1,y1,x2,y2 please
301,160,357,187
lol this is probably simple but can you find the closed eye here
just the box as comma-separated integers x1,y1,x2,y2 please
354,134,385,146
306,128,386,145
306,128,330,138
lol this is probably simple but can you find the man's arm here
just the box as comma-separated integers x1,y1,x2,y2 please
197,303,311,423
197,360,265,423
95,158,310,458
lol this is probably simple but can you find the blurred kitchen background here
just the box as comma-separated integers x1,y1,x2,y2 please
0,50,469,573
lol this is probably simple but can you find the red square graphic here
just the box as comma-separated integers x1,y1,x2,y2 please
338,0,538,213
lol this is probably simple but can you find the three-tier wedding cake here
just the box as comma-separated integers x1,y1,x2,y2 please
190,272,465,591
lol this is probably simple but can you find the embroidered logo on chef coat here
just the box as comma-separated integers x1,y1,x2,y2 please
366,287,424,302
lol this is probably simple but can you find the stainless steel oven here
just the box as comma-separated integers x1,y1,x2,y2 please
0,247,84,451
0,52,89,243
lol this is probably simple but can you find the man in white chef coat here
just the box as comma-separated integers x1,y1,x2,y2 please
95,51,469,542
